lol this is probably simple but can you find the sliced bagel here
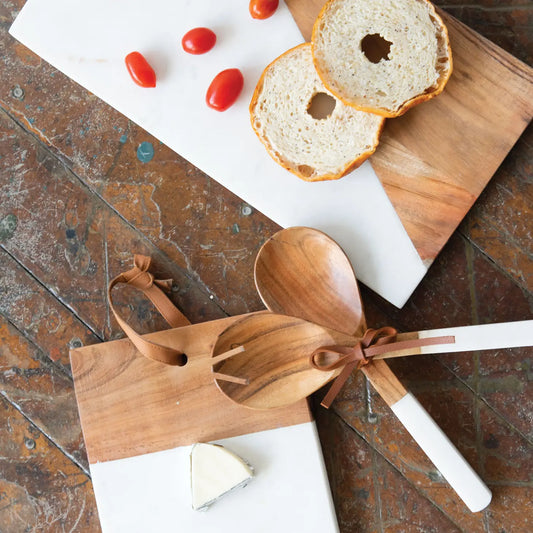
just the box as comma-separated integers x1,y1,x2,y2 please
311,0,452,117
249,43,385,182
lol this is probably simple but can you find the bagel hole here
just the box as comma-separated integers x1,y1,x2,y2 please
297,164,314,178
361,33,392,63
307,92,336,120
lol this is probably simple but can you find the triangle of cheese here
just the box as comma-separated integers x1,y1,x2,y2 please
190,443,254,511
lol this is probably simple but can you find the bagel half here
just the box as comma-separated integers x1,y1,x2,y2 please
311,0,453,117
250,43,385,182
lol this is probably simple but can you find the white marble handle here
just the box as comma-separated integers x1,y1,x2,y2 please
376,320,533,359
391,392,492,513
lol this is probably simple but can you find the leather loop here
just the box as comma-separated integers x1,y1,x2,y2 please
310,327,455,408
108,255,191,366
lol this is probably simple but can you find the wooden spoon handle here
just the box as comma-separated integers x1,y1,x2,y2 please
374,320,533,360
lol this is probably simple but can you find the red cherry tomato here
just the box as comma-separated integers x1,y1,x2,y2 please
182,27,217,55
249,0,279,20
206,69,244,112
125,51,156,88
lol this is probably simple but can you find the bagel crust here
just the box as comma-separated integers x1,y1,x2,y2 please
250,43,385,182
312,0,453,117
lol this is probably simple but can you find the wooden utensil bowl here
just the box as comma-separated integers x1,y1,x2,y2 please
254,227,365,336
211,313,353,409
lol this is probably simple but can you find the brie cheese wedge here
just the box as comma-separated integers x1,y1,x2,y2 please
190,443,254,511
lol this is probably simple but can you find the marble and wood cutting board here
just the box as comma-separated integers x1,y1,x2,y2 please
10,0,532,307
287,0,533,263
70,316,340,532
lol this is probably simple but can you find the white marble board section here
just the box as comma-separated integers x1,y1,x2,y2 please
90,422,340,532
10,0,427,307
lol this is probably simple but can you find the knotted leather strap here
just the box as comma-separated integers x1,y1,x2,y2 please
108,255,190,366
310,327,455,408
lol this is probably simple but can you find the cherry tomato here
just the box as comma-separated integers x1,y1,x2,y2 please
249,0,279,20
125,51,156,88
182,27,217,55
206,69,244,112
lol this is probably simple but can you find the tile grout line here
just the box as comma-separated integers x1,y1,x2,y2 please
328,407,468,533
465,237,491,532
0,244,104,345
464,238,482,453
366,379,385,533
371,446,385,533
430,355,533,445
0,390,91,478
103,237,112,337
0,104,230,320
459,229,533,298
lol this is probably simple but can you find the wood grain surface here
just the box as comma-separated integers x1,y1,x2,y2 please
0,0,532,531
286,0,533,263
70,315,312,463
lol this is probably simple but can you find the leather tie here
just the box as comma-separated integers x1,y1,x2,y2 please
310,327,455,408
108,255,191,366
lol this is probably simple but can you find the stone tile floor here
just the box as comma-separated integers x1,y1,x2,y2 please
0,0,531,531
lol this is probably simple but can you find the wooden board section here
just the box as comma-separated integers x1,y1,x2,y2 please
286,0,533,263
70,315,312,464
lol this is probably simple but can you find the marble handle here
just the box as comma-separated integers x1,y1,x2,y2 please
391,392,492,513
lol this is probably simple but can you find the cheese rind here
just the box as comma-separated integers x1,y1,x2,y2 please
190,443,254,511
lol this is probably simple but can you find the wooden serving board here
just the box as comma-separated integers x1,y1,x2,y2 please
70,314,312,463
287,0,533,263
70,315,340,532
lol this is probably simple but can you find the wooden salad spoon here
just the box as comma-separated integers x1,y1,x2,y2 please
240,226,492,513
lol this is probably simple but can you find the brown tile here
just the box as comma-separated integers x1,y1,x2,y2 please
315,408,463,533
0,108,224,349
477,347,533,441
479,402,532,484
435,2,533,65
0,316,88,471
316,408,379,532
0,395,100,532
471,245,532,324
0,249,100,369
88,123,276,316
377,467,462,533
483,485,533,533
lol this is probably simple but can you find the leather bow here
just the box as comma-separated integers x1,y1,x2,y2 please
107,255,190,366
310,327,454,408
119,255,174,293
